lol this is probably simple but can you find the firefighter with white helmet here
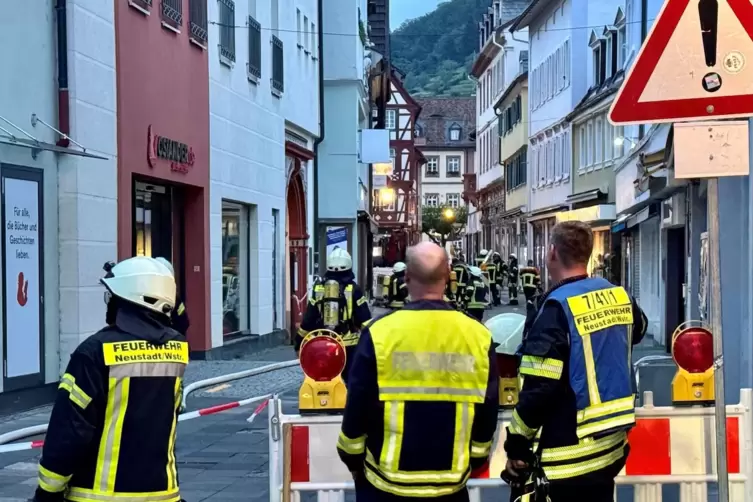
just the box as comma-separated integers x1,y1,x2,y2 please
507,253,520,306
462,266,490,321
385,261,408,309
475,249,489,267
155,257,190,337
34,257,189,502
296,248,372,383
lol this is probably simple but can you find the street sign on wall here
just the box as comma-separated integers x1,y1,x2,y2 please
609,0,753,125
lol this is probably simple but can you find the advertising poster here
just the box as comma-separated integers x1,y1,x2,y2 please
326,227,348,259
4,177,41,378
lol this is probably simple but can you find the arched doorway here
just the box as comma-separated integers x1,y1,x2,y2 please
285,158,308,334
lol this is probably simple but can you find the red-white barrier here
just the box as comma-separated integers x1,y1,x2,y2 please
0,395,271,454
268,390,753,502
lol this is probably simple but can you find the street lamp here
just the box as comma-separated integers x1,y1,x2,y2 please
443,208,456,221
614,136,637,148
379,188,395,204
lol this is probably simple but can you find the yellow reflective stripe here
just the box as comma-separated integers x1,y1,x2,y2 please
59,373,93,410
337,431,366,455
341,332,359,347
452,402,473,470
380,401,404,471
177,303,185,315
166,378,181,489
364,467,465,497
519,356,563,380
362,318,373,328
357,296,367,306
543,442,627,480
365,450,467,484
94,377,131,492
577,412,636,439
509,409,537,440
581,334,601,406
540,431,626,463
297,327,309,338
470,439,492,458
38,465,71,493
66,487,181,502
578,396,635,423
379,386,484,403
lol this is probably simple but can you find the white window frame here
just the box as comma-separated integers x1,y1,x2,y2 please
614,125,625,158
424,193,439,207
386,109,396,130
554,136,561,179
426,156,439,175
450,127,461,141
595,118,604,165
447,156,461,175
564,39,571,88
604,119,614,162
578,125,587,173
446,193,460,208
592,44,602,87
586,122,594,167
605,34,613,78
563,130,571,179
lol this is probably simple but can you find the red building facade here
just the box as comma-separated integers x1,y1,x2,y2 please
114,0,210,351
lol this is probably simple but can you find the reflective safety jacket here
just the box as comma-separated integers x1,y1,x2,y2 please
486,263,498,283
520,267,541,290
35,305,187,502
336,300,499,497
452,264,468,290
297,271,372,348
170,296,190,336
463,279,489,309
505,275,647,484
386,272,408,308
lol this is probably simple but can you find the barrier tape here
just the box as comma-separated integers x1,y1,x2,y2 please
0,394,271,454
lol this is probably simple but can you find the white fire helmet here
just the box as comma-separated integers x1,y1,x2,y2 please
327,248,353,272
155,257,175,277
509,253,517,260
393,262,406,273
480,249,489,256
101,256,176,315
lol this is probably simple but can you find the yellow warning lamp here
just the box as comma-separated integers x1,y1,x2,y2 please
449,270,458,296
485,313,527,409
298,329,348,414
671,321,715,406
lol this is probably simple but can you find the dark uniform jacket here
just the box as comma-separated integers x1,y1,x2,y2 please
171,295,190,337
35,304,188,502
386,272,408,307
337,300,499,497
505,275,648,486
297,270,372,382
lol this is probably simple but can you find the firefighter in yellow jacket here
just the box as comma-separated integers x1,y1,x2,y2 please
337,242,499,501
34,257,188,502
386,261,408,309
296,248,372,383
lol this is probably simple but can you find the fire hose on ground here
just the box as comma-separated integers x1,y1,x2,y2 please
0,359,301,450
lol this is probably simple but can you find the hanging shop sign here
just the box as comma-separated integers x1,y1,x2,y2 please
147,125,195,173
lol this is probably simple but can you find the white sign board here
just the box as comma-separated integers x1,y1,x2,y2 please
673,121,750,178
4,177,41,378
325,226,348,259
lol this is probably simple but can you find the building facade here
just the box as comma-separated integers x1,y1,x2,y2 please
373,71,423,266
207,0,319,343
496,70,529,262
512,0,586,288
415,97,475,254
317,0,373,280
0,0,117,404
469,0,529,260
115,0,211,353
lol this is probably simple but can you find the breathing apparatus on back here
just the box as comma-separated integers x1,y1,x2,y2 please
320,248,353,330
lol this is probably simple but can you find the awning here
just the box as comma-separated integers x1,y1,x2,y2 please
528,203,569,221
0,113,107,160
567,187,605,205
556,204,616,224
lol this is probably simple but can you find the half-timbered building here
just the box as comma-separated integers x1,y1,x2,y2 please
372,68,425,265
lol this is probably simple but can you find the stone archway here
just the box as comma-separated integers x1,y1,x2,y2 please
285,158,308,333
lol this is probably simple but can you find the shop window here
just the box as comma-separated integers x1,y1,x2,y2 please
218,0,236,65
222,202,250,336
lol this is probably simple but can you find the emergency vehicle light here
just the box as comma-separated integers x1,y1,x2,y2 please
672,326,714,373
299,336,346,382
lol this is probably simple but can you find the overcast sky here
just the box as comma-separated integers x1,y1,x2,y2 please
390,0,441,30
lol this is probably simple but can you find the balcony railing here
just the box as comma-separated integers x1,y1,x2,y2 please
189,0,208,46
161,0,182,30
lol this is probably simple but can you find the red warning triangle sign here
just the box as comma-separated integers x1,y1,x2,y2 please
609,0,753,125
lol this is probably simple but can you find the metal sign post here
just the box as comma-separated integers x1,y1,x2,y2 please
707,176,729,501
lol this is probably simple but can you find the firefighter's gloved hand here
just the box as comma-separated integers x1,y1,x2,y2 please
501,459,529,488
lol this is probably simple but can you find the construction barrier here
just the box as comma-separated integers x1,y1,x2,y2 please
0,395,271,454
268,389,753,502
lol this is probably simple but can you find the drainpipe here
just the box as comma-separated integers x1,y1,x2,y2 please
312,0,325,274
55,0,70,148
